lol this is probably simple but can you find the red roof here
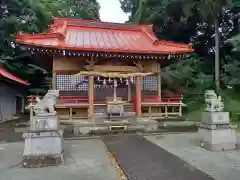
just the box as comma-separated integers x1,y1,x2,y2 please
0,66,29,85
16,18,194,55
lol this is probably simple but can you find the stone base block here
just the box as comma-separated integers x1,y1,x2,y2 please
198,127,237,151
22,154,64,168
31,115,59,131
73,121,96,135
136,119,158,132
202,111,230,125
199,141,237,151
22,131,64,167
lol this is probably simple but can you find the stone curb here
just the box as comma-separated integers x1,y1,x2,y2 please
64,131,185,140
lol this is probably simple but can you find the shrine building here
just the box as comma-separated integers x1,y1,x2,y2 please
16,17,194,122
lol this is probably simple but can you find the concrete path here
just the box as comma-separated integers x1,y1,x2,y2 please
0,139,121,180
145,133,240,180
103,135,214,180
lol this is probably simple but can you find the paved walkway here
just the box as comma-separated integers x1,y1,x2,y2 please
0,139,120,180
145,133,240,180
103,135,214,180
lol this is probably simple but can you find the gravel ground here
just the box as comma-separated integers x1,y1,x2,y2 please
103,135,214,180
145,133,240,180
0,139,120,180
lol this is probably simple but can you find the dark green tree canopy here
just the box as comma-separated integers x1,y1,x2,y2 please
0,0,101,95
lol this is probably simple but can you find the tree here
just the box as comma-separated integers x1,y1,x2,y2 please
119,0,240,100
41,0,100,20
0,0,101,94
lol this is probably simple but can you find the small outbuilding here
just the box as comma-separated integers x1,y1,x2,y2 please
0,66,29,122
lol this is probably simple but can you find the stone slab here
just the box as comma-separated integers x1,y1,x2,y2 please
145,133,240,180
0,140,121,180
202,111,230,125
73,125,108,135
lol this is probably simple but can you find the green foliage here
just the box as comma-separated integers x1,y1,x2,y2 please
0,0,100,94
41,0,100,20
162,55,213,105
119,0,240,119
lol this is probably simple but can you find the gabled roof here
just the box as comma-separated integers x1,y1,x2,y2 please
0,66,29,85
16,17,194,55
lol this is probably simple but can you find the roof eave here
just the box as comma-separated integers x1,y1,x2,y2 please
16,41,194,55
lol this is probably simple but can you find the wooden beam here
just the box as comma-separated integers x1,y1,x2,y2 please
88,75,94,120
53,57,85,72
54,70,82,74
127,82,131,101
136,76,142,117
93,65,139,72
157,74,161,101
52,70,57,89
157,62,161,101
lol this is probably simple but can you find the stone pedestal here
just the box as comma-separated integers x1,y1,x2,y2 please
22,114,64,168
201,111,230,125
22,131,64,168
30,114,59,131
198,111,237,151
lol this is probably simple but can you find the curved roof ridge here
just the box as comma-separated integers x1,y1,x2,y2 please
53,17,146,26
0,66,29,85
138,25,158,42
138,25,193,50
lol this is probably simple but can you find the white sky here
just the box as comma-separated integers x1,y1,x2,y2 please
97,0,129,23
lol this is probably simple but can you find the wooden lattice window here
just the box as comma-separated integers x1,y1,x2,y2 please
142,75,157,91
56,75,88,91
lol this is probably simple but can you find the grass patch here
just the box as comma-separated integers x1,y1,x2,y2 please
184,96,240,131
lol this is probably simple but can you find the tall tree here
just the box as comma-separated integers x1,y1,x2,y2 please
0,0,101,94
41,0,100,20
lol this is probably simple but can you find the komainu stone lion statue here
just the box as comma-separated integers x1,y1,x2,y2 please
204,90,224,112
33,90,59,115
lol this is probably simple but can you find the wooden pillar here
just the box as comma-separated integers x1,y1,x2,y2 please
88,75,94,120
157,65,161,101
136,76,141,117
29,105,34,125
70,107,73,121
127,82,131,101
21,97,25,113
52,70,57,90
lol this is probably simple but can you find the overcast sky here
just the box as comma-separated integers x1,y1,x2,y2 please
97,0,129,23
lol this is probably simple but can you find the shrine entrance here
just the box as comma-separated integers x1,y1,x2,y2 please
93,76,134,102
73,71,154,120
18,17,194,122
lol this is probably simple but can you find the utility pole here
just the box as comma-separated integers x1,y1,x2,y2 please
214,19,220,94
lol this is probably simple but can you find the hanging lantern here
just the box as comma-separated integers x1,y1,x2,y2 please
130,77,133,83
114,79,117,87
103,79,106,85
